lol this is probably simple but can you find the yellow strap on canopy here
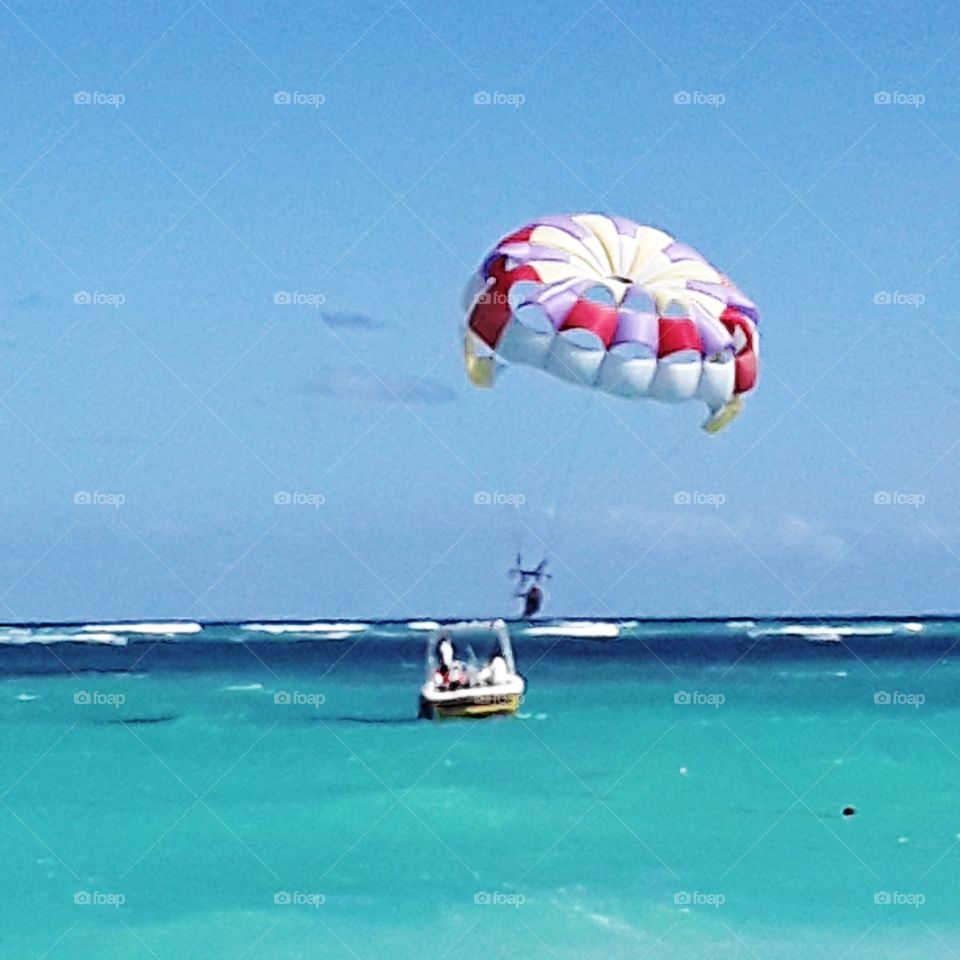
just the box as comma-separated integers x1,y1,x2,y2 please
702,395,743,434
463,329,496,388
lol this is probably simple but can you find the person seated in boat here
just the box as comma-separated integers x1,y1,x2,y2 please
434,633,467,690
436,634,454,671
433,633,452,689
449,662,468,689
478,644,509,686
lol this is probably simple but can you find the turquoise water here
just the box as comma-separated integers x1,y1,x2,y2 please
2,617,959,958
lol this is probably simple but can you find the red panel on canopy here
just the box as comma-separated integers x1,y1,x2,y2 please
499,225,535,247
559,299,618,347
735,348,757,394
657,317,701,357
468,256,541,348
719,307,758,394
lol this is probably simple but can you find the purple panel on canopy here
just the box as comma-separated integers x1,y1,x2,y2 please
527,279,593,329
496,242,570,264
531,215,591,240
610,215,642,238
687,280,759,322
664,242,707,264
724,287,759,322
613,308,659,350
689,302,735,356
683,280,728,307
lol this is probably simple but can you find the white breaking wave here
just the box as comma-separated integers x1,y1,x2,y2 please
406,621,440,631
241,622,368,635
525,621,620,639
902,622,924,633
747,624,895,641
799,629,842,643
80,622,202,635
222,683,263,691
0,630,126,646
72,632,127,644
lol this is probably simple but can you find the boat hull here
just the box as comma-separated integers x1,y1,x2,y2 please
419,691,522,720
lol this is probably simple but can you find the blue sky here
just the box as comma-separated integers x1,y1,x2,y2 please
1,0,959,620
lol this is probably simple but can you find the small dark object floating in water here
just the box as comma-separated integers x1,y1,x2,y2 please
842,806,856,818
108,715,178,725
320,715,421,726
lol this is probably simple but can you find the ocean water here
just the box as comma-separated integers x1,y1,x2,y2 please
2,616,959,959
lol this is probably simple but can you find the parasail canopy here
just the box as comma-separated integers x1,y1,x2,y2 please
463,213,759,432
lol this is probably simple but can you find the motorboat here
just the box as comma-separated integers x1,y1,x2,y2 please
418,618,525,719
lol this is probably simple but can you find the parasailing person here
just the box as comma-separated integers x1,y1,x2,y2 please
510,555,550,619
